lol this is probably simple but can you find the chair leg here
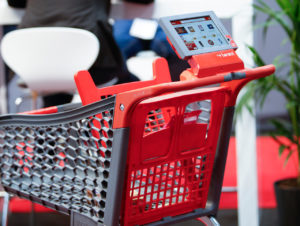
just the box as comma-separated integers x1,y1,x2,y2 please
0,193,35,226
29,202,35,226
197,216,220,226
14,90,33,113
31,91,38,110
1,192,10,226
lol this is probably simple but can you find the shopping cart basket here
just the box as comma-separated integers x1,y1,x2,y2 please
0,58,274,226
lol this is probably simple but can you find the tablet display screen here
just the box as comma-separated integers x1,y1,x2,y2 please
170,16,228,51
159,12,237,59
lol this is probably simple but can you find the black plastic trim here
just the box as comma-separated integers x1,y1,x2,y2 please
224,72,246,81
56,102,82,113
206,106,234,215
71,212,101,226
0,96,115,126
103,128,130,226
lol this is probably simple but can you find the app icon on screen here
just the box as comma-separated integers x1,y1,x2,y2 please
185,41,198,50
198,25,204,31
188,26,195,32
175,27,188,34
208,40,214,45
207,24,214,29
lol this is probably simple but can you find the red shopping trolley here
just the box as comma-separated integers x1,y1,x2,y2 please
0,11,275,226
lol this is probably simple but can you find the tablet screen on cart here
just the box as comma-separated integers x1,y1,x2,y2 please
159,11,237,59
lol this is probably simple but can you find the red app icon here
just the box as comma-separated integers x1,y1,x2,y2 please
185,41,198,50
208,40,214,45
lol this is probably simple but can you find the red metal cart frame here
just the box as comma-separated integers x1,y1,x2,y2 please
0,57,274,226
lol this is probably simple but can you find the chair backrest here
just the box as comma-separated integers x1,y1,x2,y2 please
0,27,99,94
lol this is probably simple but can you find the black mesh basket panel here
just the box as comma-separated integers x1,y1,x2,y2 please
0,97,118,224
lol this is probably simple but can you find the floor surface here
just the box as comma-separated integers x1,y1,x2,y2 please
6,208,279,226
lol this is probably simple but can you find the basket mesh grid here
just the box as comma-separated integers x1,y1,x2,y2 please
144,107,175,135
0,106,114,223
129,153,213,215
127,99,214,223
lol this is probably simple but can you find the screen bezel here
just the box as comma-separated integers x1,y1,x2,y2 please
159,11,237,59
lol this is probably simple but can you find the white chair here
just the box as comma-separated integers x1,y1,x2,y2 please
0,27,100,109
0,27,99,226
